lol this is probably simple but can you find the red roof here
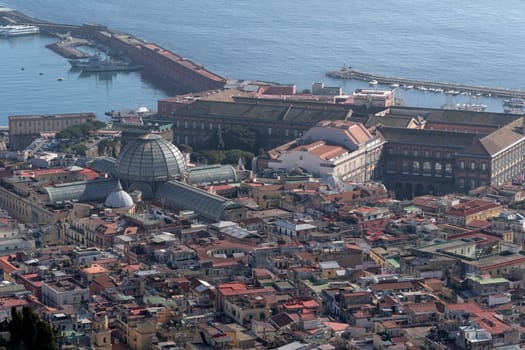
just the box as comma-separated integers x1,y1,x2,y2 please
446,199,501,217
323,321,350,332
472,311,512,335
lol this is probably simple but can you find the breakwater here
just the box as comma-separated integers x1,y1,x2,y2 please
327,67,525,99
0,9,226,93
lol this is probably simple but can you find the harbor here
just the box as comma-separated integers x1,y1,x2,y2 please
0,7,226,93
327,66,525,99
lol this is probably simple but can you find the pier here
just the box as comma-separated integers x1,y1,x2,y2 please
327,67,525,99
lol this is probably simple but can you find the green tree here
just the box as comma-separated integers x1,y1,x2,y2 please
35,320,56,350
208,128,225,150
193,150,225,164
56,120,106,140
22,306,37,348
70,143,88,156
8,307,22,349
223,149,254,169
222,125,256,151
9,306,56,350
178,144,193,154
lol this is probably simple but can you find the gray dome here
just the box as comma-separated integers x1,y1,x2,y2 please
105,181,134,208
115,134,187,184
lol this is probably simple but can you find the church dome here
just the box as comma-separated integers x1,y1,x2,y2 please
105,181,134,208
114,133,187,184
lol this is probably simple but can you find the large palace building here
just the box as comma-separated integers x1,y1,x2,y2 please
377,110,525,198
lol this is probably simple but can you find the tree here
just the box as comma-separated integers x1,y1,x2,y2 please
222,125,256,151
70,143,88,156
35,320,56,350
208,128,225,150
9,306,56,350
8,307,22,349
223,149,254,169
55,120,106,140
22,306,37,348
178,144,193,154
193,150,225,165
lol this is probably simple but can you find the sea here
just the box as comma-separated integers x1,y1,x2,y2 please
1,0,525,124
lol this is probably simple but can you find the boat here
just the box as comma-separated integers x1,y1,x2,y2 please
504,106,524,114
441,103,487,112
390,83,399,88
68,54,103,69
57,77,64,81
0,24,39,37
80,57,142,73
368,80,378,85
503,97,525,108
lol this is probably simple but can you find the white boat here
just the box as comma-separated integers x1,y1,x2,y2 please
1,25,40,37
390,83,399,88
369,80,378,85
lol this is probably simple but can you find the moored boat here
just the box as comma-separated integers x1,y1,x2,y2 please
0,24,39,37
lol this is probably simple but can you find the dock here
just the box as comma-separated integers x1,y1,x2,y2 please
327,67,525,99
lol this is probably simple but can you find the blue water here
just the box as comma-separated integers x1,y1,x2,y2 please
2,0,525,122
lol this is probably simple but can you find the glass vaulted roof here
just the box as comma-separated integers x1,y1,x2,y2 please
115,134,187,183
156,181,241,221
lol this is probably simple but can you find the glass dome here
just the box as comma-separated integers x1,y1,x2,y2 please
114,133,187,184
105,181,134,208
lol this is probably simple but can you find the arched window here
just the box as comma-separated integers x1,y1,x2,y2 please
445,163,453,175
402,160,410,174
435,163,442,175
423,162,431,175
412,161,420,174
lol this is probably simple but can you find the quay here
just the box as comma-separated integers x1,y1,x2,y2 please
327,66,525,99
0,9,226,93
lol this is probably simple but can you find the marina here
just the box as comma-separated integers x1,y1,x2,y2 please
327,66,525,99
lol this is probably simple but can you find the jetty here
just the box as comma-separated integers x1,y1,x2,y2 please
327,66,525,99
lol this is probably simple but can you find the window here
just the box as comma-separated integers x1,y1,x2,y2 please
402,160,409,174
458,178,465,188
470,161,476,170
481,162,487,171
413,149,419,157
470,179,476,189
445,163,452,175
460,161,465,169
412,161,420,174
424,150,430,157
435,163,442,175
423,162,431,175
403,148,409,156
